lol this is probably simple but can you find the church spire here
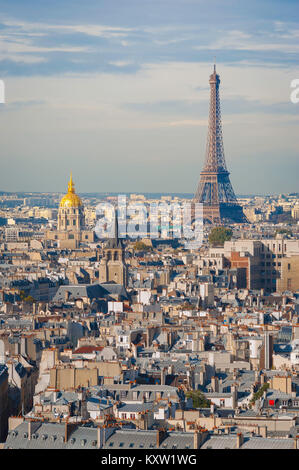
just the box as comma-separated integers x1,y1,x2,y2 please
107,208,123,249
68,172,75,193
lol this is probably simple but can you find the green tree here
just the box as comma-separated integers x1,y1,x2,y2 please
208,226,233,246
186,390,211,408
250,383,269,404
274,228,292,237
19,290,26,301
133,241,152,252
180,302,194,310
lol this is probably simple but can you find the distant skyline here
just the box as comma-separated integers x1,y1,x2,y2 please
0,0,298,195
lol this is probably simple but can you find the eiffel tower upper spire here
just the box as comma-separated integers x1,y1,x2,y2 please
203,65,227,173
194,65,247,224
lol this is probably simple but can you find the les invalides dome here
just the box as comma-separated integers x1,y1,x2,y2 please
59,173,83,208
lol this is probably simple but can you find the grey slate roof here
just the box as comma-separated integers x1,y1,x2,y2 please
4,422,98,450
4,422,298,450
52,284,109,302
118,402,155,413
201,436,237,449
103,429,194,449
241,436,294,449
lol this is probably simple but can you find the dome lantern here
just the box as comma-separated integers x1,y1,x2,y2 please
59,173,83,208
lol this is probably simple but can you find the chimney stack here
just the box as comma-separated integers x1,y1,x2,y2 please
28,420,41,441
194,431,200,449
194,429,209,449
211,376,219,392
236,432,244,449
258,426,267,438
97,426,103,449
161,368,167,386
156,428,167,448
64,420,77,443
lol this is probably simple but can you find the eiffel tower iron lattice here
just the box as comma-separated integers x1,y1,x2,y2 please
194,65,247,224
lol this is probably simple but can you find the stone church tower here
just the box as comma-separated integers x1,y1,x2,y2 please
99,211,127,287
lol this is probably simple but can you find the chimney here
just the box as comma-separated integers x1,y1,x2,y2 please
64,420,77,443
156,428,167,448
236,432,244,449
64,290,71,302
97,426,103,449
142,411,149,431
210,403,215,414
161,368,166,386
194,429,209,449
28,420,41,440
211,376,219,392
194,431,200,449
113,402,119,416
258,426,267,438
231,385,237,409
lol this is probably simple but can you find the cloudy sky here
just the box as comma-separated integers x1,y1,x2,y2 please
0,0,298,195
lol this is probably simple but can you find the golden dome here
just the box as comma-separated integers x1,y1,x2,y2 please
59,173,83,208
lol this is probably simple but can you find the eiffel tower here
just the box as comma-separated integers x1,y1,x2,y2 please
194,65,247,224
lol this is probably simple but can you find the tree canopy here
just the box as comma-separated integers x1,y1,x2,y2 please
250,383,269,404
186,390,211,408
208,226,233,246
133,241,152,252
275,228,292,237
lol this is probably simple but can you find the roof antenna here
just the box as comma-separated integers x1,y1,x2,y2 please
214,56,216,73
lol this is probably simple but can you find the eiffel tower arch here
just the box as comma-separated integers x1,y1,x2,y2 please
194,65,247,224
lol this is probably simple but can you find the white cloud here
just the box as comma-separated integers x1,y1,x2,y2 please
1,60,298,133
194,29,299,53
109,60,134,67
0,36,89,54
0,59,298,194
0,53,47,64
3,19,135,39
0,18,135,63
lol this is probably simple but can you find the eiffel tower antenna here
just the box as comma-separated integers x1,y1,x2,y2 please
194,65,247,224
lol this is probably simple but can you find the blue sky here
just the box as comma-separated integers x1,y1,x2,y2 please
0,0,298,194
